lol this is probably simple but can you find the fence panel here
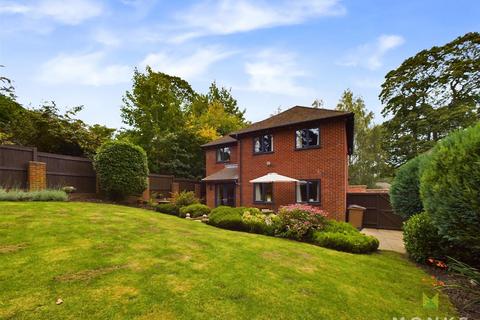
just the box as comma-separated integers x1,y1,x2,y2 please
347,192,404,230
149,174,174,198
174,178,198,193
0,145,34,189
38,152,96,193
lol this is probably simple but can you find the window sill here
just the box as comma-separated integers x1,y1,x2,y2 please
294,145,321,151
253,151,274,156
296,201,321,205
216,160,231,164
254,201,274,204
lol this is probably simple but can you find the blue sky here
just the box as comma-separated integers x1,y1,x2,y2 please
1,0,478,129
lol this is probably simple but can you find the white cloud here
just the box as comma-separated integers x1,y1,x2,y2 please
170,0,345,42
339,34,405,70
38,52,131,86
0,0,102,25
243,50,313,96
140,47,234,79
93,29,122,47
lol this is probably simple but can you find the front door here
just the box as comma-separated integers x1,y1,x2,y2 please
215,183,236,207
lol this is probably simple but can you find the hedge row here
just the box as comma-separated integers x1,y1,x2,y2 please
392,123,480,266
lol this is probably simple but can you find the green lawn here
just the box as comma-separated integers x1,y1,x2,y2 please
0,202,456,319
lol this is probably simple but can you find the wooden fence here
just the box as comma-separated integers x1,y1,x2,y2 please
0,145,201,197
347,192,404,230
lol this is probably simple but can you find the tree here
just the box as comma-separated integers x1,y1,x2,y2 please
94,141,148,200
336,89,389,187
1,101,114,156
121,67,247,178
311,98,324,108
205,81,246,122
380,32,480,167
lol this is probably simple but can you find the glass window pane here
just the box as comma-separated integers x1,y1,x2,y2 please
254,184,262,201
254,138,261,153
263,135,272,152
296,130,303,148
308,181,319,202
300,182,308,202
309,128,319,146
264,183,273,202
223,147,230,161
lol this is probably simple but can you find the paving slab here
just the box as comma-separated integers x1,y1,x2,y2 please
361,228,406,253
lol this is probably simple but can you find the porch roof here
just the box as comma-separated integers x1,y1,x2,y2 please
202,166,238,182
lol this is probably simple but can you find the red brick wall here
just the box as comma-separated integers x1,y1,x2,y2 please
204,144,239,208
238,119,348,221
205,144,238,176
28,161,47,191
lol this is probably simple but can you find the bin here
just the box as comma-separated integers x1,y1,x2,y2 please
348,205,366,229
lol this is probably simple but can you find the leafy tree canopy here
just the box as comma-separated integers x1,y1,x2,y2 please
336,89,390,187
120,67,247,178
380,32,480,167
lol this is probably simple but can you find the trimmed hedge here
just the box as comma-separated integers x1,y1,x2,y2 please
321,220,358,234
179,204,210,218
420,123,480,266
94,141,148,200
207,206,246,231
156,203,179,216
313,231,379,254
0,189,68,201
390,155,427,219
403,212,444,263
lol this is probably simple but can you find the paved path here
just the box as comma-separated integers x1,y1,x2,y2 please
361,228,405,253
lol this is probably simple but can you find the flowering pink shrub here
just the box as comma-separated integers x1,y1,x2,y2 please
279,204,329,217
277,204,329,240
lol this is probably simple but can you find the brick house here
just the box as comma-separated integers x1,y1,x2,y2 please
201,106,354,221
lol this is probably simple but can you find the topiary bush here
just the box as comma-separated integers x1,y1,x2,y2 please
94,141,148,200
207,206,246,231
403,212,445,263
171,191,199,207
313,231,379,253
420,123,480,266
390,155,428,219
277,204,329,241
156,203,179,216
179,203,210,218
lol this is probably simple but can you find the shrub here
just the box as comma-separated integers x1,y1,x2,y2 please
242,208,281,236
156,203,179,215
390,155,427,219
171,191,199,207
403,212,444,263
179,203,210,218
208,206,246,231
94,141,148,200
420,123,480,266
0,189,68,201
277,204,328,240
313,231,379,253
321,219,359,234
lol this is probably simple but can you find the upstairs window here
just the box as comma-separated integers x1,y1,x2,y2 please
253,134,273,153
296,128,320,149
296,180,320,203
254,183,273,203
216,147,231,162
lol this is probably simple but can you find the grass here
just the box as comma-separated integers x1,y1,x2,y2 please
0,202,457,319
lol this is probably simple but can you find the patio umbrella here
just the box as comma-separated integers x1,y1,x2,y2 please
249,173,299,183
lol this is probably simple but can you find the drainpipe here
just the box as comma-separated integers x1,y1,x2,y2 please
238,135,242,206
